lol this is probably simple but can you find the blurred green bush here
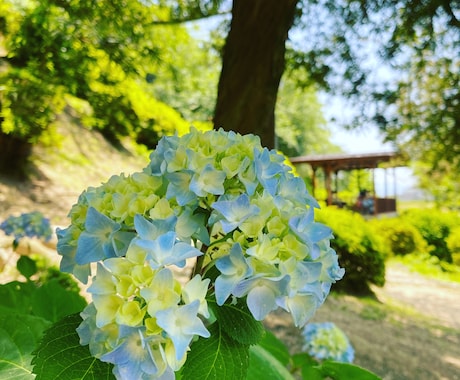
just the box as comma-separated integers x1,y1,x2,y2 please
446,226,460,266
316,207,386,295
399,209,460,263
369,217,429,257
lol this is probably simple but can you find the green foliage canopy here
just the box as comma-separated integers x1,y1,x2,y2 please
165,0,459,203
0,0,195,157
1,0,334,171
276,70,339,156
291,0,459,202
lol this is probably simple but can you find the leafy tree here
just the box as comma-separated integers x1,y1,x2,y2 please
159,0,458,165
0,0,194,174
359,2,459,204
204,0,458,205
290,1,458,128
414,160,460,210
3,0,458,186
150,15,334,157
147,23,220,124
276,71,338,157
382,51,459,206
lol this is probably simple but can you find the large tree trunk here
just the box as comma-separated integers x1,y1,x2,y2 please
213,0,298,149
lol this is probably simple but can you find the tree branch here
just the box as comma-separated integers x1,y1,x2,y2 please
442,2,460,29
149,10,230,26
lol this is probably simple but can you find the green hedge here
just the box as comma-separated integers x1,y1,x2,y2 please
446,226,460,266
400,209,460,263
314,207,460,295
369,217,429,257
316,207,386,295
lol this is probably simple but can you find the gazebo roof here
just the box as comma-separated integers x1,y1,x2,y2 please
289,151,401,172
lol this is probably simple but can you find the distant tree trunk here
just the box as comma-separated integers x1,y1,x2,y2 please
0,131,32,178
213,0,299,149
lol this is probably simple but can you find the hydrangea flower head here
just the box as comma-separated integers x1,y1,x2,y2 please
1,211,53,245
56,127,344,379
302,322,354,363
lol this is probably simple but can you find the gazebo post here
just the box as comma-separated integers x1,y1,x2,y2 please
324,165,333,206
393,167,397,198
311,167,317,197
371,167,377,215
334,170,339,195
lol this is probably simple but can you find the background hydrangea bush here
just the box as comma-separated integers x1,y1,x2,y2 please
53,128,345,379
0,211,52,248
302,322,354,363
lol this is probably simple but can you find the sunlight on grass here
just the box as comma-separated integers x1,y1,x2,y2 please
443,355,460,370
329,292,444,332
397,200,435,211
388,254,460,284
359,303,387,321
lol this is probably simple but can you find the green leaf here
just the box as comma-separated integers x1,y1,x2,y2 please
32,313,114,380
292,352,317,367
17,256,38,279
0,314,51,380
30,279,87,323
180,323,249,380
257,330,291,366
0,328,34,380
0,281,36,314
292,353,323,380
319,361,382,380
301,365,324,380
209,299,264,345
246,345,296,380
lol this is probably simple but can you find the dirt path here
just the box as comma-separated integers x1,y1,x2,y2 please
373,263,460,330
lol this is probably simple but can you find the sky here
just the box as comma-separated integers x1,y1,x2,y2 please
330,125,392,154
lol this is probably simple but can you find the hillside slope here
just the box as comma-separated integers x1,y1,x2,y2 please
0,107,149,226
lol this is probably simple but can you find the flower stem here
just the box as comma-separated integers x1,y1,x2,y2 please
192,244,207,278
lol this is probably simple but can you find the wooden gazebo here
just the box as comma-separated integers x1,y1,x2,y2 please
290,152,404,214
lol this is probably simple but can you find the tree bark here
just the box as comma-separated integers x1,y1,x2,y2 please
213,0,299,149
0,131,32,178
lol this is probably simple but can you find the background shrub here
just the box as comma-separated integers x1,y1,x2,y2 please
400,209,460,263
369,217,429,257
316,207,386,295
446,226,460,266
